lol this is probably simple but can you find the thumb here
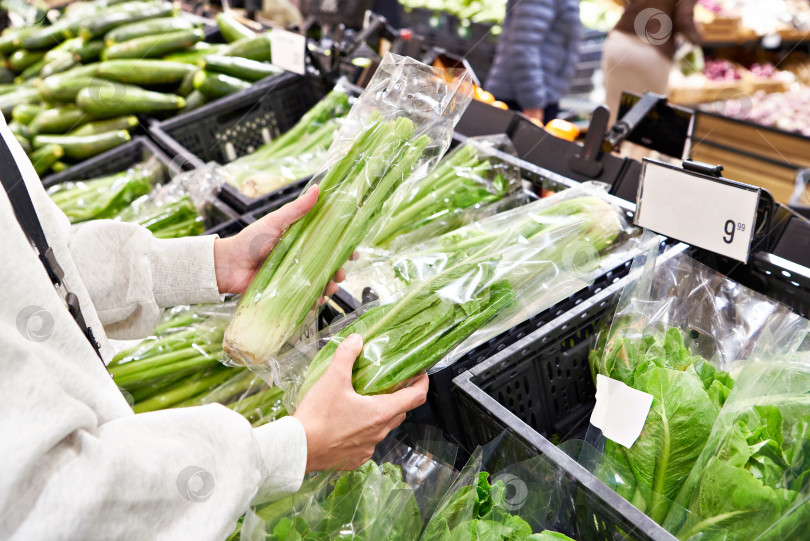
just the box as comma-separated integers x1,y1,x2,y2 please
324,333,364,387
264,184,319,232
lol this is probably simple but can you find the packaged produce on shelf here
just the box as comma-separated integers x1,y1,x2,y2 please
222,54,474,367
273,185,636,411
110,303,287,426
214,86,352,198
239,429,458,540
1,2,281,177
46,155,224,239
369,135,524,249
579,235,810,529
663,348,810,540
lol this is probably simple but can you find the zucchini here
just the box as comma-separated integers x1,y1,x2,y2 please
193,70,250,99
105,16,196,45
102,28,205,60
14,133,32,154
69,115,138,136
0,87,40,118
9,50,46,73
223,33,273,62
59,62,103,78
177,68,197,96
36,75,107,102
30,144,64,176
17,57,48,81
179,88,206,113
76,83,185,117
81,2,177,40
74,40,106,63
31,105,91,134
51,161,69,173
11,103,43,125
200,55,281,82
19,19,77,50
8,120,32,140
96,59,196,85
32,130,131,160
216,12,256,43
0,27,36,55
0,83,19,95
40,54,77,78
43,37,84,63
163,42,226,64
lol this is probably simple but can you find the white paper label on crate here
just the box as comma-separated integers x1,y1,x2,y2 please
590,374,654,449
635,160,760,263
270,29,306,75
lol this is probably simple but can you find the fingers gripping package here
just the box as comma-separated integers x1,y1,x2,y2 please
222,54,475,368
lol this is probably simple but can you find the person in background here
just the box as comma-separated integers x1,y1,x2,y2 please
485,0,582,125
602,0,702,125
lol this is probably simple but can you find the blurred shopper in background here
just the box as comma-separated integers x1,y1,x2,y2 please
485,0,582,125
603,0,702,125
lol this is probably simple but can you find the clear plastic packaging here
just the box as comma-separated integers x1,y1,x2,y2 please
223,53,475,368
581,234,809,527
239,427,458,540
115,176,206,239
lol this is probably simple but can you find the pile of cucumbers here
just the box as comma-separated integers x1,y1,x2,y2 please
1,0,282,177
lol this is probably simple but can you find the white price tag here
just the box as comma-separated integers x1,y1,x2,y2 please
270,29,307,75
635,160,760,263
590,375,654,449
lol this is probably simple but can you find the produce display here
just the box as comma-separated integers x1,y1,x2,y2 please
710,87,810,137
1,1,281,176
214,87,351,198
110,304,287,425
46,156,206,238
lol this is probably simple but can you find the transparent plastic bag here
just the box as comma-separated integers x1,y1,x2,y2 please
239,427,459,540
420,431,577,540
662,348,810,541
369,134,524,248
115,175,205,239
223,53,474,368
580,234,808,527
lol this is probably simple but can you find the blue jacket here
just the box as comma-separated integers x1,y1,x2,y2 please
485,0,581,109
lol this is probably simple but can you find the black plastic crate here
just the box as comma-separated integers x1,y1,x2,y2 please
451,245,690,541
42,136,239,232
149,73,332,214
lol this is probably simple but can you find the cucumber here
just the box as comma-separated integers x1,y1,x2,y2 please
179,88,206,112
164,42,226,64
30,144,64,175
102,28,204,60
96,59,196,85
193,70,250,99
81,2,177,40
74,40,106,63
11,103,43,125
40,54,77,78
9,50,46,72
223,33,273,62
105,16,196,45
0,66,13,84
0,27,34,54
19,19,77,50
33,130,131,160
177,68,197,96
17,57,48,81
200,55,281,82
14,133,32,154
69,115,138,136
8,120,32,140
31,105,91,134
51,161,69,173
37,75,107,102
43,37,84,63
59,62,103,78
0,87,40,118
216,12,256,43
76,83,185,117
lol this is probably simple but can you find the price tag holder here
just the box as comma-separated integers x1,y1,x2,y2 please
635,159,760,263
270,29,307,75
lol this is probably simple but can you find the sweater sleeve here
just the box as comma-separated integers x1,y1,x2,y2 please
68,221,223,339
505,0,556,109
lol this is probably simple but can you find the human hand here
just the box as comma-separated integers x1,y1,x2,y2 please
523,108,545,125
293,334,429,472
213,185,346,296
